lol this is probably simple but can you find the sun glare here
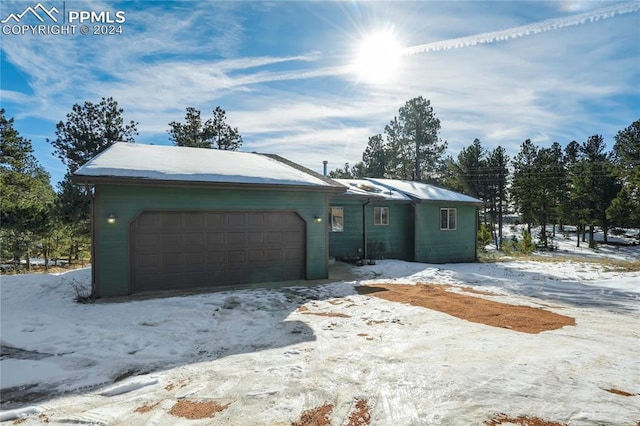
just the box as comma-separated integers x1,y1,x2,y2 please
353,29,403,85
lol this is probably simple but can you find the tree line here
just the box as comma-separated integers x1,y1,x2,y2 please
1,99,242,271
1,95,638,269
329,96,639,250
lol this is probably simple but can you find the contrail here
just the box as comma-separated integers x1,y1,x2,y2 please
401,2,640,56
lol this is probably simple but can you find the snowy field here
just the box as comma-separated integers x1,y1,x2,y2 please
1,239,639,425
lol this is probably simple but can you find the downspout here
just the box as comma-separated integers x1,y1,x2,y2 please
410,200,417,261
363,198,371,260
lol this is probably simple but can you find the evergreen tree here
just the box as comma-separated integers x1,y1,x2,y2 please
361,134,388,177
570,135,620,245
169,106,242,150
510,139,538,232
1,109,56,270
486,146,509,249
50,97,138,173
384,97,447,182
451,138,487,199
607,120,640,228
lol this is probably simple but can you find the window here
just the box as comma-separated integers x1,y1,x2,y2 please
374,207,389,225
440,208,456,230
329,206,344,232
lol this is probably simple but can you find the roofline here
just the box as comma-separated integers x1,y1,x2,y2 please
258,153,346,189
71,175,346,193
366,178,484,206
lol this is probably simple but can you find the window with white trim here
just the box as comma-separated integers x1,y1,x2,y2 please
329,206,344,232
440,208,457,230
373,207,389,225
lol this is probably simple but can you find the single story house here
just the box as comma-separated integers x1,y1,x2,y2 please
74,143,482,298
73,143,345,297
329,179,483,263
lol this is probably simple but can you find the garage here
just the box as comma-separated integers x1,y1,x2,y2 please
130,210,306,292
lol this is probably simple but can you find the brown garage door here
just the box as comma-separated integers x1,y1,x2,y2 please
130,211,305,292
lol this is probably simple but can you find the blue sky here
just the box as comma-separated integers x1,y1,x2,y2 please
1,1,639,187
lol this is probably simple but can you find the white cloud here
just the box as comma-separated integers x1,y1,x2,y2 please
1,0,638,182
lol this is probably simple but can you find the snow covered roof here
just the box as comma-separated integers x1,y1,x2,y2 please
74,143,343,189
334,179,411,201
368,178,483,204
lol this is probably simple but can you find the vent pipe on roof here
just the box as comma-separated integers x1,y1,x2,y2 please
323,160,328,176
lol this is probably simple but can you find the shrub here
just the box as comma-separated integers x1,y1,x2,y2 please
477,224,493,252
518,230,536,255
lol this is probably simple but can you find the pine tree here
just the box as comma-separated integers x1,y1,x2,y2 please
486,146,509,249
50,97,138,173
1,109,56,270
607,120,640,228
168,106,242,150
510,139,538,232
361,134,388,177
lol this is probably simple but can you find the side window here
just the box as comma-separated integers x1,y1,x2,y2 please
329,206,344,232
440,208,457,230
374,206,389,225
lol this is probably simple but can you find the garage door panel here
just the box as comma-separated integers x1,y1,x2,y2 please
227,250,246,264
247,231,264,244
207,251,225,265
248,249,264,262
247,213,264,226
265,249,283,261
131,210,306,293
227,232,246,246
184,213,204,228
207,232,225,245
284,231,302,244
227,214,245,227
135,234,159,250
161,213,182,228
206,213,225,226
161,233,182,249
183,232,205,250
266,232,282,244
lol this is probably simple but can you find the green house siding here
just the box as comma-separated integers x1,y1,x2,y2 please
328,200,413,261
328,200,363,259
93,184,330,297
414,203,478,263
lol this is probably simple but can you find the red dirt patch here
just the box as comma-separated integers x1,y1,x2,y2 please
292,404,334,426
485,413,567,425
134,402,160,414
606,388,637,397
357,283,575,334
346,399,371,426
169,400,230,419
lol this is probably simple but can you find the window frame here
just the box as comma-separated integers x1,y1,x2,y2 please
373,206,389,226
329,206,344,232
440,208,457,231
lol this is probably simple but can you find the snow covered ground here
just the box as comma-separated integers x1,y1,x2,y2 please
1,242,639,424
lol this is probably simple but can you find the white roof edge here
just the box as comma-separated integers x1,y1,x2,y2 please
366,178,483,204
74,143,342,189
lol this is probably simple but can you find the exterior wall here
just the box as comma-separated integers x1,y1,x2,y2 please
414,203,478,263
93,184,330,297
328,199,413,261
